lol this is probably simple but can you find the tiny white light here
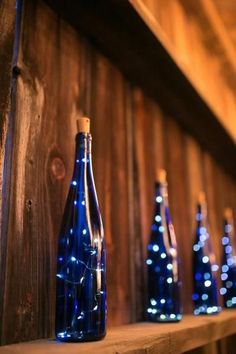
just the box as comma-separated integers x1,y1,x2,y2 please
167,263,173,270
76,159,80,163
150,298,157,306
202,294,208,300
225,245,232,254
70,228,73,234
155,215,162,222
152,309,157,314
147,308,152,313
161,252,167,259
159,226,164,233
202,256,209,263
56,274,63,278
74,200,77,205
160,298,166,304
222,265,229,273
226,281,233,288
211,264,219,272
227,257,234,266
232,297,236,304
204,272,210,280
160,314,166,320
221,273,228,281
167,277,173,284
193,244,200,252
207,307,213,314
220,287,227,295
196,213,202,221
72,180,77,186
204,280,211,287
146,259,153,265
70,256,76,262
82,229,87,235
82,158,86,162
170,314,176,319
152,244,159,252
200,227,206,234
156,196,162,203
225,224,232,233
200,234,206,242
212,306,218,312
222,237,229,246
81,200,85,206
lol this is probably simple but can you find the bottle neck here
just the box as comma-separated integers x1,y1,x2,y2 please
72,133,92,183
155,182,169,203
75,132,91,157
223,217,234,239
196,202,207,227
154,181,171,222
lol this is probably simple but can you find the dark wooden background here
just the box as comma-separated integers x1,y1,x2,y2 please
0,0,236,351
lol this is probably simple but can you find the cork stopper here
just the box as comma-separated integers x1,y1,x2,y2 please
198,191,206,204
76,117,90,133
224,207,233,220
156,169,167,183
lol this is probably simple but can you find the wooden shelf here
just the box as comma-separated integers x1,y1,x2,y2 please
1,311,236,354
44,0,236,178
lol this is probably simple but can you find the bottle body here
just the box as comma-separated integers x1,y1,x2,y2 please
192,201,220,315
146,181,182,322
55,133,106,341
220,212,236,308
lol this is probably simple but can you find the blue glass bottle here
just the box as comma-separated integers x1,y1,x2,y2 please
146,169,182,322
220,208,236,308
192,192,220,315
55,117,106,342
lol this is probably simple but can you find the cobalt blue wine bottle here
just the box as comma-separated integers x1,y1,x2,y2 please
55,117,106,342
146,169,182,322
192,192,220,315
220,208,236,308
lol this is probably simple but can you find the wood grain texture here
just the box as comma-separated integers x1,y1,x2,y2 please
139,0,236,141
1,1,236,353
1,311,236,354
0,0,17,344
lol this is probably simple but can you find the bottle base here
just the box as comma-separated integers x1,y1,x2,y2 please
193,306,221,315
224,301,236,308
56,331,106,342
147,314,182,322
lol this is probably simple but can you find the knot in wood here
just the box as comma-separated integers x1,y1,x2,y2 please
50,157,66,180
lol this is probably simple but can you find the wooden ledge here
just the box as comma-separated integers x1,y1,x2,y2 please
1,310,236,354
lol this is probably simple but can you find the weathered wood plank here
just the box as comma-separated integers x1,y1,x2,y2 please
1,311,236,354
0,0,17,344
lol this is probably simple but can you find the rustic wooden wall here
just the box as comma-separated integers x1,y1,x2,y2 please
1,0,236,352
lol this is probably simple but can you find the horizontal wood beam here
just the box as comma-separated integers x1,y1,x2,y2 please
1,311,236,354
